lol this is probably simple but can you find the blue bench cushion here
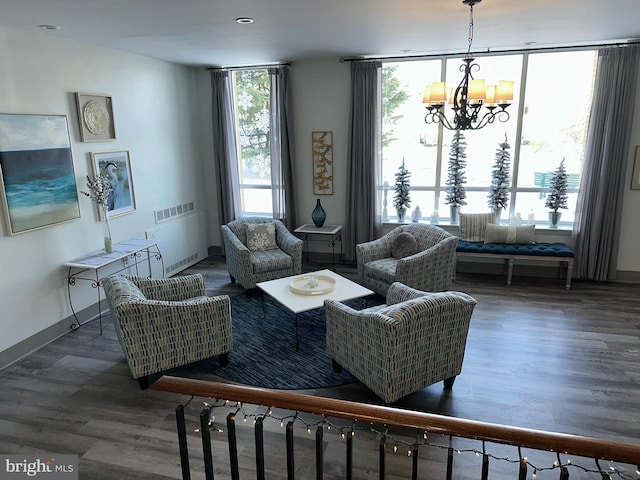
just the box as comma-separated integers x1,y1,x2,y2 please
457,241,574,258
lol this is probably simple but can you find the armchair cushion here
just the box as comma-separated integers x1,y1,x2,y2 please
391,232,418,258
246,222,278,251
363,257,399,286
251,249,293,273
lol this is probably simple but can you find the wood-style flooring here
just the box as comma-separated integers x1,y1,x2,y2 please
1,256,639,479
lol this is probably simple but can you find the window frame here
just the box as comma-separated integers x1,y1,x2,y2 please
379,49,596,229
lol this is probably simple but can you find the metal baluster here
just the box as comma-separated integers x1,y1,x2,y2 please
346,430,353,480
379,435,386,480
200,407,215,480
595,458,611,480
446,437,454,480
315,425,323,480
558,453,569,480
175,405,191,480
255,417,265,480
286,421,295,480
226,412,239,480
411,444,419,480
481,442,489,480
518,448,527,480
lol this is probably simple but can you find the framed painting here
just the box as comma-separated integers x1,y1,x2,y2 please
312,131,333,195
0,113,80,235
90,150,136,219
76,92,116,142
631,146,640,190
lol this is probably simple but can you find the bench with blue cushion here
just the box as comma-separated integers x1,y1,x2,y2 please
456,240,575,289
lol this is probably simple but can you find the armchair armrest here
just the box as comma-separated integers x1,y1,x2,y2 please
325,299,395,352
129,274,206,301
386,282,430,305
117,294,231,324
356,235,393,276
275,221,303,257
221,224,253,279
395,235,458,292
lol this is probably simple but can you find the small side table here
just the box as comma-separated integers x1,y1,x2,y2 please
294,224,343,268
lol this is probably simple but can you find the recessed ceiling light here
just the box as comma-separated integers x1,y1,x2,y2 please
38,24,60,30
400,49,413,54
523,41,537,46
236,17,254,24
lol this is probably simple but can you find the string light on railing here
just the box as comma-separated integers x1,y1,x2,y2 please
184,399,639,479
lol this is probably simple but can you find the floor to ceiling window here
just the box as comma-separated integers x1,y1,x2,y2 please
233,69,273,216
380,49,597,227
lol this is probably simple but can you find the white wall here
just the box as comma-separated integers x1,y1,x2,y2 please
289,59,351,228
0,28,208,361
618,80,640,274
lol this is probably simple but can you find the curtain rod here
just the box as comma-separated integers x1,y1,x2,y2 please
339,39,640,63
205,62,292,71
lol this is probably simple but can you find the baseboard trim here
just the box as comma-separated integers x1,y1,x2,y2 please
0,303,106,371
614,270,640,283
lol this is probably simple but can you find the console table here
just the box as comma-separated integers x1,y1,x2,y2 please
65,238,164,333
294,224,343,268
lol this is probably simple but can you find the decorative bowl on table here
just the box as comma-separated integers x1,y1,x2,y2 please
289,274,336,295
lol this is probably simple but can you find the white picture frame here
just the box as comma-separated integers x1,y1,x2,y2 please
90,150,136,219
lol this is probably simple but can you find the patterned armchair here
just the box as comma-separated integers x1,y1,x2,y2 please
356,224,458,297
325,282,476,403
102,274,232,389
221,217,303,294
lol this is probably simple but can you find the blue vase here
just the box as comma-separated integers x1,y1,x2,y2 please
312,199,326,227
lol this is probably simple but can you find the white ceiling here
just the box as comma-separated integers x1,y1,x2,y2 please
2,0,639,67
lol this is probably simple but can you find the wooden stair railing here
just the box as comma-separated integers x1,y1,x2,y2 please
153,375,640,479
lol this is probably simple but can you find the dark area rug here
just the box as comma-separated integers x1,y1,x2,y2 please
196,292,384,390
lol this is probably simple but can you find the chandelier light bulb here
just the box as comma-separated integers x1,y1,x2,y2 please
423,0,513,130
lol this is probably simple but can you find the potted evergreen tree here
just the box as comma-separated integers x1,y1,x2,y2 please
393,159,411,222
487,134,511,223
445,130,467,224
545,158,569,228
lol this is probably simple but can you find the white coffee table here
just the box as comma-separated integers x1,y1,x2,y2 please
256,269,373,345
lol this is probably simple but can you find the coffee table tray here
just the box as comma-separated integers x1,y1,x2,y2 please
289,274,336,296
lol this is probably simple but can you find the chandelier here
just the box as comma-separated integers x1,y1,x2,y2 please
422,0,514,130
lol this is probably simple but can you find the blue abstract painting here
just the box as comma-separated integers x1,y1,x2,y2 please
0,114,80,234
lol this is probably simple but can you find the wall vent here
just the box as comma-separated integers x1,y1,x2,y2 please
165,253,200,275
155,201,195,223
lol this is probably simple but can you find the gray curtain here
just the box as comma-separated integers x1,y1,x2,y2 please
344,60,383,262
211,70,241,225
572,45,640,280
269,65,297,227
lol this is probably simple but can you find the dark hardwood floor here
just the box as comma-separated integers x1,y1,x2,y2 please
1,255,639,479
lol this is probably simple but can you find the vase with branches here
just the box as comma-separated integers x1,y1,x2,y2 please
445,130,467,224
393,159,411,222
487,134,511,222
81,174,114,253
545,158,569,228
